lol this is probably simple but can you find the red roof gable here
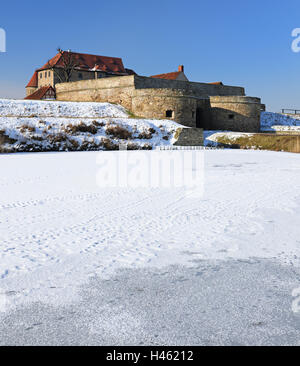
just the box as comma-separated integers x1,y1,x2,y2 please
38,51,127,75
150,71,182,80
26,71,38,88
24,86,56,100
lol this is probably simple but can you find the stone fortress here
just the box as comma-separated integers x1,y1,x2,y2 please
26,51,265,132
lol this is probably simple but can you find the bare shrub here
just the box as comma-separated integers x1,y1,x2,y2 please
138,131,153,139
101,137,118,150
68,139,80,150
92,120,105,127
47,133,67,144
138,127,156,140
126,142,140,150
19,124,36,133
141,144,153,150
64,122,98,135
106,124,132,139
32,135,44,141
0,130,17,145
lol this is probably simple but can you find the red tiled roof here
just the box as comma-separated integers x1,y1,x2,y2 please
150,71,182,80
38,51,128,75
24,86,56,100
26,71,38,88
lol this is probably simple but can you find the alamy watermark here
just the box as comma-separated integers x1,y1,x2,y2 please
291,28,300,53
96,150,204,197
0,28,6,53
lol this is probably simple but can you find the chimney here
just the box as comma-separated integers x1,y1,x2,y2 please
178,65,184,73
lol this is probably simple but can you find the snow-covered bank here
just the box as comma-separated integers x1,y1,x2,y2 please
203,112,300,149
0,99,181,152
261,111,300,132
204,130,254,146
1,149,300,312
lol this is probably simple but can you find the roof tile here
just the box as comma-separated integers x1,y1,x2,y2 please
150,71,182,80
24,86,56,100
38,51,128,75
26,71,38,88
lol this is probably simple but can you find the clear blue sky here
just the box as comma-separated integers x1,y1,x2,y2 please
0,0,299,112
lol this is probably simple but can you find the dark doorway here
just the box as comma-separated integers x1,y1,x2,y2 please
196,107,204,128
166,110,173,118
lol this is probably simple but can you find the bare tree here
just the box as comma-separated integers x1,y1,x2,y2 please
46,48,79,83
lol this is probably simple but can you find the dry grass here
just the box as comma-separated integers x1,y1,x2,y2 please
106,124,132,139
215,134,300,153
174,128,182,141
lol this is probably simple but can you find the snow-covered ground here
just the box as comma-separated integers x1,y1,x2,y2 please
1,149,300,345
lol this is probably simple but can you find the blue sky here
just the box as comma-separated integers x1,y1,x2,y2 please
0,0,299,111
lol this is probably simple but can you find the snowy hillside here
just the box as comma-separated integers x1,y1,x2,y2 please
261,111,300,132
0,99,182,152
0,99,128,118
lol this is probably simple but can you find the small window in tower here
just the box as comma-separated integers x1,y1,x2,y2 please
228,114,235,120
48,72,51,77
45,72,47,78
166,110,173,118
40,73,42,79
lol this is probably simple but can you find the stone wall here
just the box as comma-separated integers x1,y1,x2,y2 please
209,96,262,132
37,69,112,90
38,69,54,88
134,75,245,97
56,75,136,110
26,87,38,97
55,75,261,132
132,88,210,127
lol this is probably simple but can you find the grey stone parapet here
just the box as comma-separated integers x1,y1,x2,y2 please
173,128,204,146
